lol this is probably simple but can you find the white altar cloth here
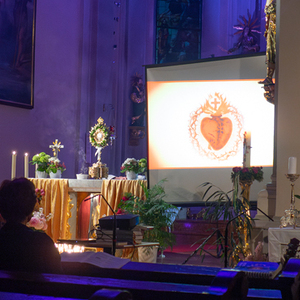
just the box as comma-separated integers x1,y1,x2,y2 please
268,227,300,262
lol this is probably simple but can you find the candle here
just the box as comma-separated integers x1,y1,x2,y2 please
24,153,29,178
243,131,251,168
11,151,17,180
288,157,297,174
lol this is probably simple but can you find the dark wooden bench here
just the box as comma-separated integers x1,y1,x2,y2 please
0,269,248,300
0,289,132,300
0,268,284,299
62,260,221,286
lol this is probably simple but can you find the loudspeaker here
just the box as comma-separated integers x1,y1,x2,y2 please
99,214,139,230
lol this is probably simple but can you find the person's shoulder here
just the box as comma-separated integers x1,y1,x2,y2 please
33,230,54,242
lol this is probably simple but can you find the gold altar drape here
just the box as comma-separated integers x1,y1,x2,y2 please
98,180,147,218
29,179,72,242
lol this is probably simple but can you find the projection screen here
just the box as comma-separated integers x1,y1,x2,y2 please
146,54,274,205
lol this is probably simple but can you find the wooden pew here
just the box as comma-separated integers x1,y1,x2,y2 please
0,269,233,300
62,260,221,286
0,269,283,299
0,289,132,300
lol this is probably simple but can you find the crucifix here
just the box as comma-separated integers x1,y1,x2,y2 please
49,139,64,158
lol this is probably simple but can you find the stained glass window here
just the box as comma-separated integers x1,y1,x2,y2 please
156,0,202,64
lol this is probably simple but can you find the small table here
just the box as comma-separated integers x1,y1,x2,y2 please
268,227,300,262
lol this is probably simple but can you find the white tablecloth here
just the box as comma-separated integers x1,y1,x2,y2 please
268,227,300,262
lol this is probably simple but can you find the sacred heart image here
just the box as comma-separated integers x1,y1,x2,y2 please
201,116,232,150
189,92,243,161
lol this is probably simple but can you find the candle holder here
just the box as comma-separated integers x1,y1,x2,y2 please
280,174,300,229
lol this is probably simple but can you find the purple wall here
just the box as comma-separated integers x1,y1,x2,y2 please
0,0,154,182
0,0,265,182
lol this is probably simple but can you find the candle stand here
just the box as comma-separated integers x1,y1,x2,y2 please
280,174,300,229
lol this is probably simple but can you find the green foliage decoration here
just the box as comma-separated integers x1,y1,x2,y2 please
118,180,178,251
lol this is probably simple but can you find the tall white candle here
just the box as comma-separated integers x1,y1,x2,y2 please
288,157,297,174
11,151,17,180
24,153,29,178
243,131,251,168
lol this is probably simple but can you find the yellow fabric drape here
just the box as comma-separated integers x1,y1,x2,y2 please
29,179,72,242
99,180,147,218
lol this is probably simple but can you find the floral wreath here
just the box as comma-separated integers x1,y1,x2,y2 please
89,117,111,148
231,166,263,183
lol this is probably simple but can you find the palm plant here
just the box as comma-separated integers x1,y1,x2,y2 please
200,181,253,267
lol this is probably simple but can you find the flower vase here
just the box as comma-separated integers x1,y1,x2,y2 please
239,180,253,208
126,171,137,180
49,170,62,179
36,171,47,179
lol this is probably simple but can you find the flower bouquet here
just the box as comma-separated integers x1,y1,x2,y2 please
47,157,66,178
120,158,140,173
47,157,66,173
27,207,52,231
120,157,147,174
231,166,263,183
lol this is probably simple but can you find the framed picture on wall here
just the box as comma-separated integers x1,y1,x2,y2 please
0,0,36,109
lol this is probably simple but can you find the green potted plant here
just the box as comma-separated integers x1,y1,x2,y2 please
138,158,147,175
47,157,66,179
30,152,51,178
120,158,145,180
118,180,178,260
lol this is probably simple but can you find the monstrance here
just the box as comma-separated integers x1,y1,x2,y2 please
89,117,110,179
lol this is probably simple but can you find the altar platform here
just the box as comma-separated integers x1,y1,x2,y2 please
29,178,146,242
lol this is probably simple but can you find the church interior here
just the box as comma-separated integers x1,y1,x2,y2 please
1,0,300,299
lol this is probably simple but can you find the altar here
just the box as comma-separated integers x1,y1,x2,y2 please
268,227,300,262
29,178,146,242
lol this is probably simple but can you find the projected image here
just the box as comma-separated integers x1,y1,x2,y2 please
148,80,274,169
189,92,243,161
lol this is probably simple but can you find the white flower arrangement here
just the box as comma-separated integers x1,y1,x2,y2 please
120,158,139,173
47,157,66,174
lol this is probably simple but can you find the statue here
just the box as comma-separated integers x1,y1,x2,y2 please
228,11,261,55
130,73,146,127
259,0,276,86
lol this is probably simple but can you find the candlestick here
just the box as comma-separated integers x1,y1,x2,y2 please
24,153,29,178
288,157,297,174
243,131,251,168
281,174,300,229
11,151,17,180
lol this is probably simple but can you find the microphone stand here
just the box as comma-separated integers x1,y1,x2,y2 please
255,207,274,222
182,229,222,265
223,207,273,268
84,193,116,256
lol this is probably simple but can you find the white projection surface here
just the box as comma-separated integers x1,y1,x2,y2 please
146,55,274,204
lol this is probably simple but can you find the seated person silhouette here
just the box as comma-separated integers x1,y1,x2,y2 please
0,177,62,273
